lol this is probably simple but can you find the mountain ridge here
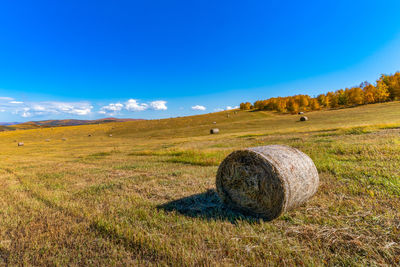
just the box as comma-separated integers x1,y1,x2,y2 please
0,117,144,130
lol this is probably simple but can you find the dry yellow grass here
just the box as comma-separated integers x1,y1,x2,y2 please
0,101,399,265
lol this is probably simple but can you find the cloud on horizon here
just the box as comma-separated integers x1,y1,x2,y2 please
0,97,93,118
98,102,124,115
0,97,170,118
191,105,206,111
214,106,239,112
125,99,148,112
149,100,167,111
99,99,168,115
0,96,236,120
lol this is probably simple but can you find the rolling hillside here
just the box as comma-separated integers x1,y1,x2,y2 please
2,117,143,130
0,101,399,265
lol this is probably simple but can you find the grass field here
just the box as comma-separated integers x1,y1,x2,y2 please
0,101,399,266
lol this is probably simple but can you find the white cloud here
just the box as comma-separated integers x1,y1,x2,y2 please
214,106,240,112
32,105,46,111
1,96,168,119
10,101,93,118
21,112,32,118
20,107,32,118
69,107,92,115
125,99,148,111
99,102,124,115
44,102,93,116
191,105,206,111
149,100,167,110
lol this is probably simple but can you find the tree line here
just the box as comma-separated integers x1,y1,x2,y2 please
240,72,400,113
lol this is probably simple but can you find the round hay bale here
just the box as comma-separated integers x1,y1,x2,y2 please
210,128,219,134
300,116,308,121
18,142,24,146
216,145,319,220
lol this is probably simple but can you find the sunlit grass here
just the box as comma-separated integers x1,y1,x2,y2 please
0,101,399,265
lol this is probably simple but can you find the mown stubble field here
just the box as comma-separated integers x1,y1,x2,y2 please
0,101,399,266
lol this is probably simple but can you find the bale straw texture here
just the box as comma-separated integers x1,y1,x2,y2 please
300,116,308,121
216,145,319,220
210,128,219,134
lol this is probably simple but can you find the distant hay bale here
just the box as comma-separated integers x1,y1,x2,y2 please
212,122,217,124
300,116,308,121
210,128,219,134
18,142,24,146
216,145,319,220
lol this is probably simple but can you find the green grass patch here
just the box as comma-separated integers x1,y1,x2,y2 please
87,152,112,158
114,164,140,170
342,126,373,135
237,133,269,138
164,150,226,166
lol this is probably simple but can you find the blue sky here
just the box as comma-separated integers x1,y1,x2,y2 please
1,0,400,121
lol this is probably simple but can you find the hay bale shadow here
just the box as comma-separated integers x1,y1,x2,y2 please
157,189,261,224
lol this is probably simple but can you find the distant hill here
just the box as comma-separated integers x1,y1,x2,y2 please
0,125,14,131
6,118,143,130
0,122,20,126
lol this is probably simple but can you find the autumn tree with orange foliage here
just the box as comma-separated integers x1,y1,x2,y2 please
239,72,399,112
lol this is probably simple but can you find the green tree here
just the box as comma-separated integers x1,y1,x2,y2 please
336,89,348,106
